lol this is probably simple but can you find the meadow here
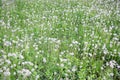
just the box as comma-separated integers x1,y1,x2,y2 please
0,0,120,80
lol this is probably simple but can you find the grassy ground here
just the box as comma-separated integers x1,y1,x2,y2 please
0,0,120,80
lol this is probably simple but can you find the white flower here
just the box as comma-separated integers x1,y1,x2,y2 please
0,69,3,73
43,57,47,63
3,69,11,76
72,66,77,72
109,60,116,68
75,27,78,32
18,54,24,59
0,61,4,66
68,62,71,65
60,51,65,55
31,68,35,72
34,65,38,69
0,50,5,54
3,55,7,59
109,73,114,77
54,72,57,75
35,55,38,58
22,61,34,66
70,52,74,56
117,65,120,69
60,63,64,67
18,69,31,77
101,67,104,70
5,60,11,64
69,44,73,47
4,41,12,47
67,69,71,73
88,53,92,57
13,72,16,75
72,40,79,45
35,75,39,80
60,78,63,80
56,63,59,66
8,53,17,58
60,58,67,62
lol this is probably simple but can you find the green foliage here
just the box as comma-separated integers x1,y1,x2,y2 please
0,0,120,80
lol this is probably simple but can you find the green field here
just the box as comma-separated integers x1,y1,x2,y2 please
0,0,120,80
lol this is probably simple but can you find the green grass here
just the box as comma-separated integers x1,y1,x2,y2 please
0,0,120,80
